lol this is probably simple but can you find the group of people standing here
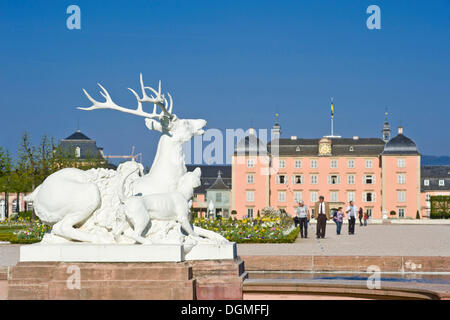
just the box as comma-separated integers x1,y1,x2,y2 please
293,196,369,239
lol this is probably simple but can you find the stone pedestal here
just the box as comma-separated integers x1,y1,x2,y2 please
8,258,246,300
8,242,245,300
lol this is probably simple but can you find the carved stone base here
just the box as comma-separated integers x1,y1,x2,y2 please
8,259,246,300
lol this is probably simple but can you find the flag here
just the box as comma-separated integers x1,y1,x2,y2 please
331,100,334,118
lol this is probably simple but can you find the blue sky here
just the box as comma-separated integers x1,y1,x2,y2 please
0,0,449,166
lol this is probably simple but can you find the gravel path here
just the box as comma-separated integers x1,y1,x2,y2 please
237,224,450,257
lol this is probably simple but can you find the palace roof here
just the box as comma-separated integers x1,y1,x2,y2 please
267,137,385,157
186,165,231,194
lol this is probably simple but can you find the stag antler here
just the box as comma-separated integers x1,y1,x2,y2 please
78,74,175,127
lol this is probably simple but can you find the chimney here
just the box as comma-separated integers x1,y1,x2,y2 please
398,126,403,135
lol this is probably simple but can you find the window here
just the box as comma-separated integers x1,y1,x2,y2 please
363,192,376,202
247,208,254,219
397,159,406,168
310,191,318,203
310,174,318,184
328,175,340,184
293,191,303,203
293,175,303,184
364,175,375,184
247,174,254,184
366,208,373,217
75,146,81,158
278,191,286,202
426,194,431,201
277,175,287,184
330,191,339,202
347,174,355,185
216,193,222,202
398,208,405,218
398,191,406,202
246,191,254,202
439,180,445,186
247,159,255,168
279,159,286,169
310,159,318,168
424,179,430,186
348,160,355,168
365,160,373,168
397,174,406,184
330,159,338,168
294,160,302,168
347,191,355,202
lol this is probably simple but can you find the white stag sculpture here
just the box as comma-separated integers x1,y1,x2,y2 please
27,74,227,246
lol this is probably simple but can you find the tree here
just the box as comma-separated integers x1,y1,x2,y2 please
0,147,13,220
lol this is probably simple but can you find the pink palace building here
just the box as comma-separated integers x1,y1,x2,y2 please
226,115,450,220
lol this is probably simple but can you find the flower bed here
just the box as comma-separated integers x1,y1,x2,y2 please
193,214,298,243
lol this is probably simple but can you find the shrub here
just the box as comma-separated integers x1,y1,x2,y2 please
416,210,420,219
390,210,396,216
193,214,297,243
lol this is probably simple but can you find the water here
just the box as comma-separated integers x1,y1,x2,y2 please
247,271,450,285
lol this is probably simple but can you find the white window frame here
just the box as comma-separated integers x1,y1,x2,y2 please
277,175,287,184
347,174,355,185
310,159,318,169
328,175,340,185
364,174,375,185
365,159,373,169
246,158,255,168
330,159,338,168
424,179,430,186
310,174,318,184
247,208,254,219
439,180,445,186
397,174,406,184
279,159,286,169
330,191,339,202
398,208,405,218
397,159,406,168
398,191,406,203
294,159,302,168
348,159,355,168
347,191,355,202
247,174,254,184
278,191,286,202
310,191,318,203
246,191,254,202
293,175,303,185
293,191,303,203
216,192,222,202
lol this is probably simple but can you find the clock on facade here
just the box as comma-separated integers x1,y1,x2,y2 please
318,138,332,156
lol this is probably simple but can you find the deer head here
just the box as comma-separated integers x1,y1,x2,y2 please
78,74,206,140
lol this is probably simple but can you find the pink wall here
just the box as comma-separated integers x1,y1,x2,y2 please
269,156,382,217
381,155,420,218
232,155,270,219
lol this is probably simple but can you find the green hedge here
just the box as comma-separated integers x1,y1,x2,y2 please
430,195,450,219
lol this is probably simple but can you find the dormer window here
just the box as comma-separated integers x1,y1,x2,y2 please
439,180,445,186
349,146,354,152
296,146,300,152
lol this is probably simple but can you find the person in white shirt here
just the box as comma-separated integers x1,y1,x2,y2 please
294,201,310,238
345,201,358,235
